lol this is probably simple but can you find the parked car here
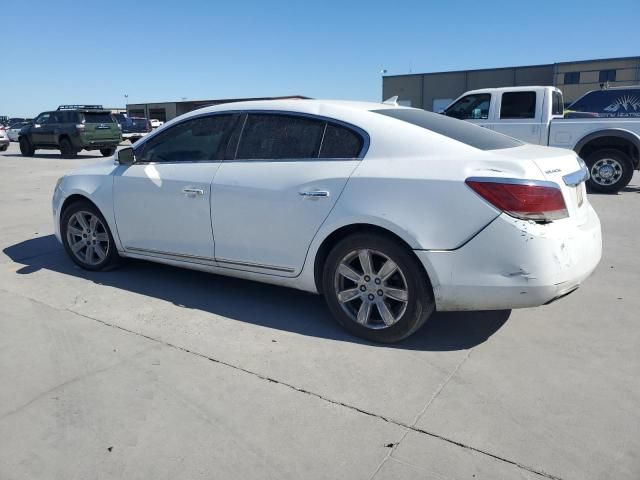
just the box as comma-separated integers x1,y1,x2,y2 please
566,86,640,119
150,119,164,128
0,127,8,151
52,99,602,342
19,105,122,158
113,114,152,144
443,86,640,193
7,121,31,142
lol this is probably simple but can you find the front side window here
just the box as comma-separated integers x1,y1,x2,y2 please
137,114,235,162
35,112,51,124
444,94,491,120
236,114,325,160
500,92,537,119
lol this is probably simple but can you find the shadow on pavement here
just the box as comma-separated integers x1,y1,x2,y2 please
3,235,510,351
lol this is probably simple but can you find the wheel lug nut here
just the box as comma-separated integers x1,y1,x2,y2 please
377,290,384,296
374,278,381,285
368,294,375,301
364,275,370,282
359,285,366,292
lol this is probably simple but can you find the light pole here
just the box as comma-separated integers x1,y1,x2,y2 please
124,94,129,115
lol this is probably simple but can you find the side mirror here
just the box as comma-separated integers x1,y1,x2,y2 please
116,147,136,165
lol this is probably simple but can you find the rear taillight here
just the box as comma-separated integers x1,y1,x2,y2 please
75,123,85,133
465,178,568,222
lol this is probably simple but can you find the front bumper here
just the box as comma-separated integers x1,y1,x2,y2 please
122,132,149,140
418,205,602,311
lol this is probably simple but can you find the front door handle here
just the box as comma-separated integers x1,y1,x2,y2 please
299,190,330,198
182,187,204,196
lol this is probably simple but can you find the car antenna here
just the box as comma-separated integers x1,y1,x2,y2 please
382,96,399,106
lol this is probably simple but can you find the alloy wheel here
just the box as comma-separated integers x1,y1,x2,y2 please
334,249,409,329
66,211,110,266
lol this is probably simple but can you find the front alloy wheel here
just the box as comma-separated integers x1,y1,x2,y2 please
61,201,118,271
323,233,435,343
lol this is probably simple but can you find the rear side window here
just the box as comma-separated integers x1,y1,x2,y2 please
444,94,491,120
373,108,522,151
236,114,325,160
320,124,363,158
552,91,564,116
82,112,116,124
137,114,236,162
500,92,537,119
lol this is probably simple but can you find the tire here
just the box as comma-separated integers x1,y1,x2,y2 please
61,200,119,271
100,148,116,157
19,137,35,156
59,137,77,159
585,149,634,194
322,233,435,343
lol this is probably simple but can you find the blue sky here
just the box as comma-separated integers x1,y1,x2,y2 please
3,0,639,116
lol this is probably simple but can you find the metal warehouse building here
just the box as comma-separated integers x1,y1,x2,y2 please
126,95,309,122
382,56,640,112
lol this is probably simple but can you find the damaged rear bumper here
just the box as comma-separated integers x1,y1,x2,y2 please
417,205,602,311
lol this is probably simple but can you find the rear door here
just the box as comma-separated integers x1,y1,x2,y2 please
211,113,365,276
490,91,543,144
81,111,120,142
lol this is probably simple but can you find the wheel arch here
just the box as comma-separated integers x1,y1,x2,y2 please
574,129,640,168
312,223,430,294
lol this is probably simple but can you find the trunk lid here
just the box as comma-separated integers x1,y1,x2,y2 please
81,111,121,141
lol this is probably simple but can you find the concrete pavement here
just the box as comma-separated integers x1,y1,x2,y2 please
0,142,638,479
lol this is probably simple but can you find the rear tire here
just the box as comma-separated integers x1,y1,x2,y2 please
19,137,35,156
61,200,119,271
585,149,634,193
100,148,116,157
322,233,435,343
59,138,77,159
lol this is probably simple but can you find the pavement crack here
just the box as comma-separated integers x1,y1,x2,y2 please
2,290,563,480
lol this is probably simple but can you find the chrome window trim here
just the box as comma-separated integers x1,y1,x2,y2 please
132,109,370,163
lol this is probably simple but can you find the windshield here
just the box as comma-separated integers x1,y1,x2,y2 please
373,108,522,150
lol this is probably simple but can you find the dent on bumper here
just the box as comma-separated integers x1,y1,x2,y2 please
417,206,602,311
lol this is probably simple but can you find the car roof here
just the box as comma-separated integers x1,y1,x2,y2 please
459,86,560,96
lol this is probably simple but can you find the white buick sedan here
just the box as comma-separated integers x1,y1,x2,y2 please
52,99,602,342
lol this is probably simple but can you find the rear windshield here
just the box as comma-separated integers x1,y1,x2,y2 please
373,108,522,151
131,118,148,127
82,112,116,124
569,89,640,118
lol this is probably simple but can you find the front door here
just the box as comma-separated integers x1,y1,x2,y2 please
31,112,54,145
212,113,365,276
113,114,237,263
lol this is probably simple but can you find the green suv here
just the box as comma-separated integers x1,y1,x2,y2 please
19,105,122,158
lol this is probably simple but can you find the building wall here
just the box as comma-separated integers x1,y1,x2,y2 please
384,57,640,111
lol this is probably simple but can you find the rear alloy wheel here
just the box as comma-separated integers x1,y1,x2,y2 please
323,233,435,343
100,148,116,157
59,138,77,159
19,137,35,156
585,149,634,194
61,201,119,271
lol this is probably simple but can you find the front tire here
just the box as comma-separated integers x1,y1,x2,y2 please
322,233,435,343
61,200,119,271
585,149,634,193
19,137,35,156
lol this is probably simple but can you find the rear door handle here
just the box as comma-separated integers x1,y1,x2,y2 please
182,187,204,196
299,190,330,198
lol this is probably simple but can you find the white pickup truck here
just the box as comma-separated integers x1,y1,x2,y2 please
444,86,640,193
